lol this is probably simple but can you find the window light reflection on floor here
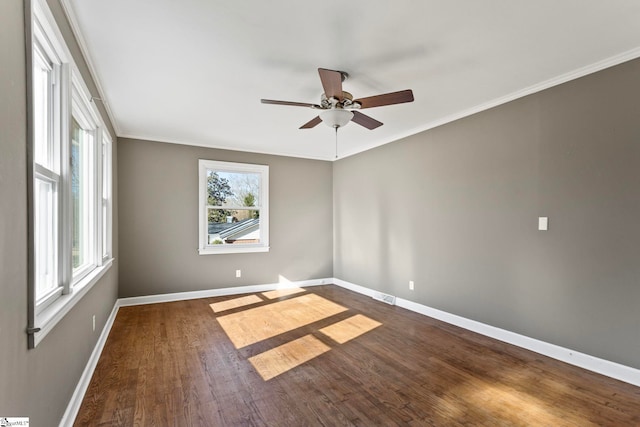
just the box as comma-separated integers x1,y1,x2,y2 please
216,293,347,349
209,294,263,313
261,287,306,300
453,381,564,424
213,291,384,381
318,314,382,344
248,334,331,381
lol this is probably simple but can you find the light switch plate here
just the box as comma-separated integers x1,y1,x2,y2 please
538,217,548,231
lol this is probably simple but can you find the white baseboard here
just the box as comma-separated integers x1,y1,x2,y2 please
60,277,332,426
59,302,120,427
118,278,329,307
331,278,640,388
331,278,377,298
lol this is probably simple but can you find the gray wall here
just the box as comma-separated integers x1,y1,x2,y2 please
0,0,118,425
334,58,640,369
118,139,333,297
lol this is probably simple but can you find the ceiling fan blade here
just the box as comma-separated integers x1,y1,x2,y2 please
299,116,322,129
354,89,414,109
351,111,383,130
261,99,320,108
318,68,343,101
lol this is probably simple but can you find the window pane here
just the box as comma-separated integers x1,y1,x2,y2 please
207,170,261,208
102,142,108,196
35,177,57,299
71,119,94,271
102,141,109,259
207,209,260,245
33,47,52,168
102,200,107,258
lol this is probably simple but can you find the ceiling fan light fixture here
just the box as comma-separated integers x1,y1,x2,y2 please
319,108,353,128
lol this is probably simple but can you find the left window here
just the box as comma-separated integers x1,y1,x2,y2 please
32,25,62,309
28,0,113,347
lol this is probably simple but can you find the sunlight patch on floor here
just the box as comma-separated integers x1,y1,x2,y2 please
261,287,306,300
209,294,263,313
432,357,577,426
248,334,331,381
216,293,347,349
319,314,382,344
461,382,573,425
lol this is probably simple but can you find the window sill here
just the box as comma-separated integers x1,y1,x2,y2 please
198,246,270,255
31,258,114,348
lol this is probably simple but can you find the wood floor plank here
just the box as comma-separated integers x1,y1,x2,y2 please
75,285,640,426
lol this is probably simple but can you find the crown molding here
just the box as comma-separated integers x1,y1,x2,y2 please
59,0,121,136
338,46,640,161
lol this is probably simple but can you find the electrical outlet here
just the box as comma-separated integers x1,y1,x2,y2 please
236,269,241,278
409,280,414,291
92,315,96,331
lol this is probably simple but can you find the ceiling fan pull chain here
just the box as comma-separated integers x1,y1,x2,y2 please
335,127,338,159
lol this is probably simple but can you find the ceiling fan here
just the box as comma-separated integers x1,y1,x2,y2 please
261,68,414,130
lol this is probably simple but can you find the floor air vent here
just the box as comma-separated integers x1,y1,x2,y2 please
372,292,396,305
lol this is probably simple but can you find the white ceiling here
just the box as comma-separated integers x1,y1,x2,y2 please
64,0,640,161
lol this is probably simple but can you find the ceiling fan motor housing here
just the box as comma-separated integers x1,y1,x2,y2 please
321,92,361,110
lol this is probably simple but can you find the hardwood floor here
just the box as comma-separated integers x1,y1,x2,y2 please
75,285,640,426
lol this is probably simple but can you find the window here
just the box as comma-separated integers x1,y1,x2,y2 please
32,8,63,310
199,160,269,254
102,134,112,261
28,0,113,348
71,82,98,282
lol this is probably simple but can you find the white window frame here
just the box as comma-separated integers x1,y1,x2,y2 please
198,160,269,255
101,133,113,263
28,0,113,348
31,24,63,312
70,73,99,283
